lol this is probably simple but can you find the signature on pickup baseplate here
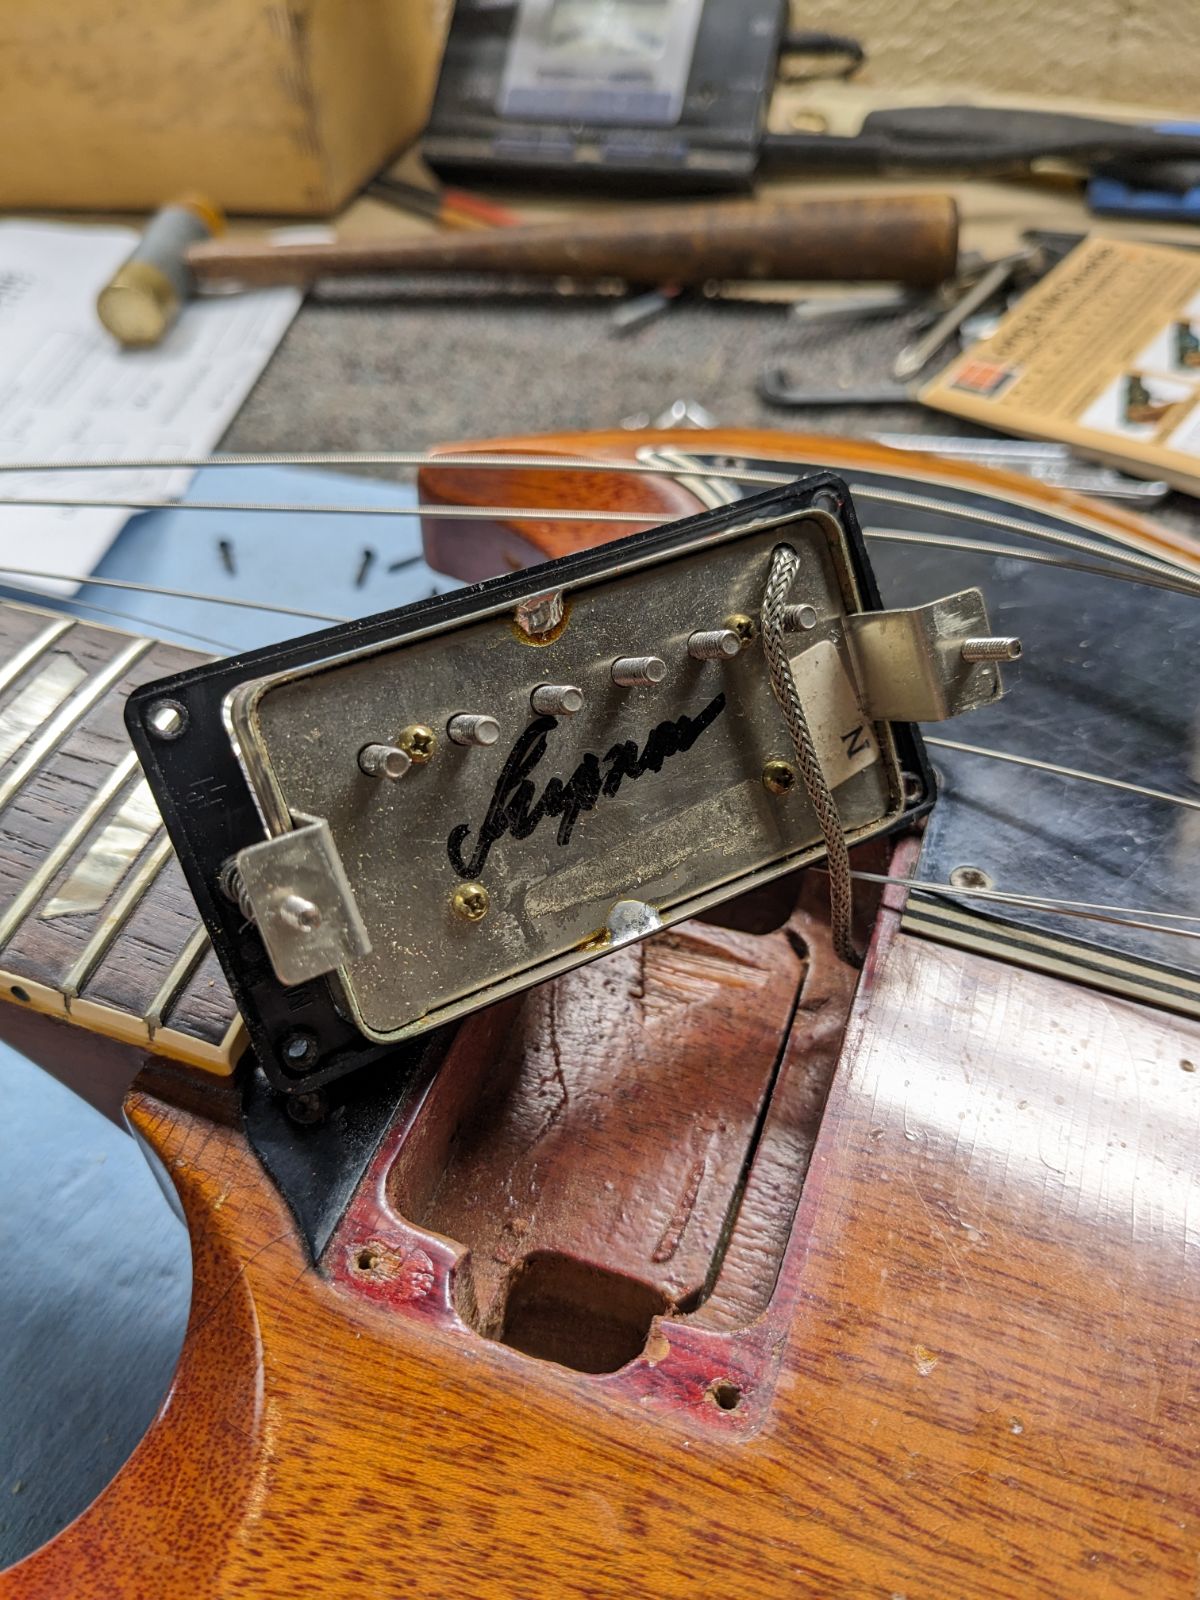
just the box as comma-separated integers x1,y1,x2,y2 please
448,692,728,878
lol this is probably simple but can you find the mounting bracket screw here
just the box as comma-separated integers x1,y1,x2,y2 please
762,758,797,796
280,1028,319,1071
397,724,437,764
451,882,490,922
724,613,757,645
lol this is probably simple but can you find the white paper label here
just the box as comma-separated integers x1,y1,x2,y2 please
787,639,879,789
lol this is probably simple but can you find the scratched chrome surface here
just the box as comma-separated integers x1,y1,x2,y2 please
232,516,904,1039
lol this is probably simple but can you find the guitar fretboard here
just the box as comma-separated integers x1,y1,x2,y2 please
0,601,241,1074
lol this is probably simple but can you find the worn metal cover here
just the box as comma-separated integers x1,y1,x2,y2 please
127,476,939,1091
227,511,914,1042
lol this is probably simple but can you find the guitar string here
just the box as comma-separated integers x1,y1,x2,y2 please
0,448,1193,580
0,583,239,652
0,487,1193,591
4,589,1192,945
9,578,1189,941
822,870,1200,941
2,571,1197,812
0,566,348,624
924,736,1200,814
1,476,1194,880
863,530,1195,597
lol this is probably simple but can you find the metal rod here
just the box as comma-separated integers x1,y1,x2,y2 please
0,566,348,623
924,735,1200,813
0,449,1192,581
863,529,1199,597
850,484,1196,588
841,869,1200,940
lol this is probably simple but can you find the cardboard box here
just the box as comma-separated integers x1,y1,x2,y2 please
0,0,449,216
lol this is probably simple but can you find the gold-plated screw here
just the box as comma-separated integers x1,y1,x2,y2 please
725,612,757,645
451,881,490,922
762,758,796,795
397,723,437,764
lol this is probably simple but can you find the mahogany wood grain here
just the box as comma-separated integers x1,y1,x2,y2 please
387,901,808,1364
6,887,1199,1598
3,431,1198,1597
418,426,1200,577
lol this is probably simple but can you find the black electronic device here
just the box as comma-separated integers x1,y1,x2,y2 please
423,0,788,194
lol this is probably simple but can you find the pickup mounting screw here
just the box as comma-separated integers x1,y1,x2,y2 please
724,613,757,645
687,629,741,661
278,893,322,934
280,1029,319,1071
762,758,796,796
961,637,1022,662
448,713,501,747
359,742,412,781
397,723,437,764
950,864,994,890
514,590,565,642
531,683,583,716
611,655,666,688
452,881,490,922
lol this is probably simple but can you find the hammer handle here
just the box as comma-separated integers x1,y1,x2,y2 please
187,195,958,289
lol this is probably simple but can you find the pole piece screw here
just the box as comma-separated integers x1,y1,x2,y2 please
781,604,818,632
531,684,584,716
359,743,413,781
687,629,742,660
611,655,666,688
448,713,501,747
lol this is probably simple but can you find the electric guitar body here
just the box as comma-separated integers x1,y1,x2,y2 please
1,429,1198,1600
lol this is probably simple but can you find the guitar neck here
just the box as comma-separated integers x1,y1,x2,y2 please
0,600,241,1077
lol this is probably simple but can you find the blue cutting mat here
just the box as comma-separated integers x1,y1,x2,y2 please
0,465,467,1566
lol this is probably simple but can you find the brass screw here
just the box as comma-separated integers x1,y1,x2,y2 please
397,723,437,764
725,612,757,645
762,758,796,795
452,881,490,922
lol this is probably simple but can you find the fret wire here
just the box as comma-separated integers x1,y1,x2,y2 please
0,639,151,815
60,834,175,1003
144,923,210,1036
924,735,1200,814
0,618,74,699
0,753,142,951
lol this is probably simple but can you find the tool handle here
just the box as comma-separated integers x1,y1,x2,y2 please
187,194,958,289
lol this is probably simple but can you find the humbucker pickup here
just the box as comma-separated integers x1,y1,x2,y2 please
127,476,1015,1092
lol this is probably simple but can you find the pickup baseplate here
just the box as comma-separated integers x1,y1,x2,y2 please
126,475,1009,1092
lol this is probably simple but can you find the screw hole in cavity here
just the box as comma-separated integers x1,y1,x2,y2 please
710,1378,742,1412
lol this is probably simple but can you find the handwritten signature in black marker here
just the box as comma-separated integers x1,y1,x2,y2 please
447,693,726,880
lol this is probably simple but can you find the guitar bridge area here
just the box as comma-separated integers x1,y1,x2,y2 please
128,476,1008,1091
